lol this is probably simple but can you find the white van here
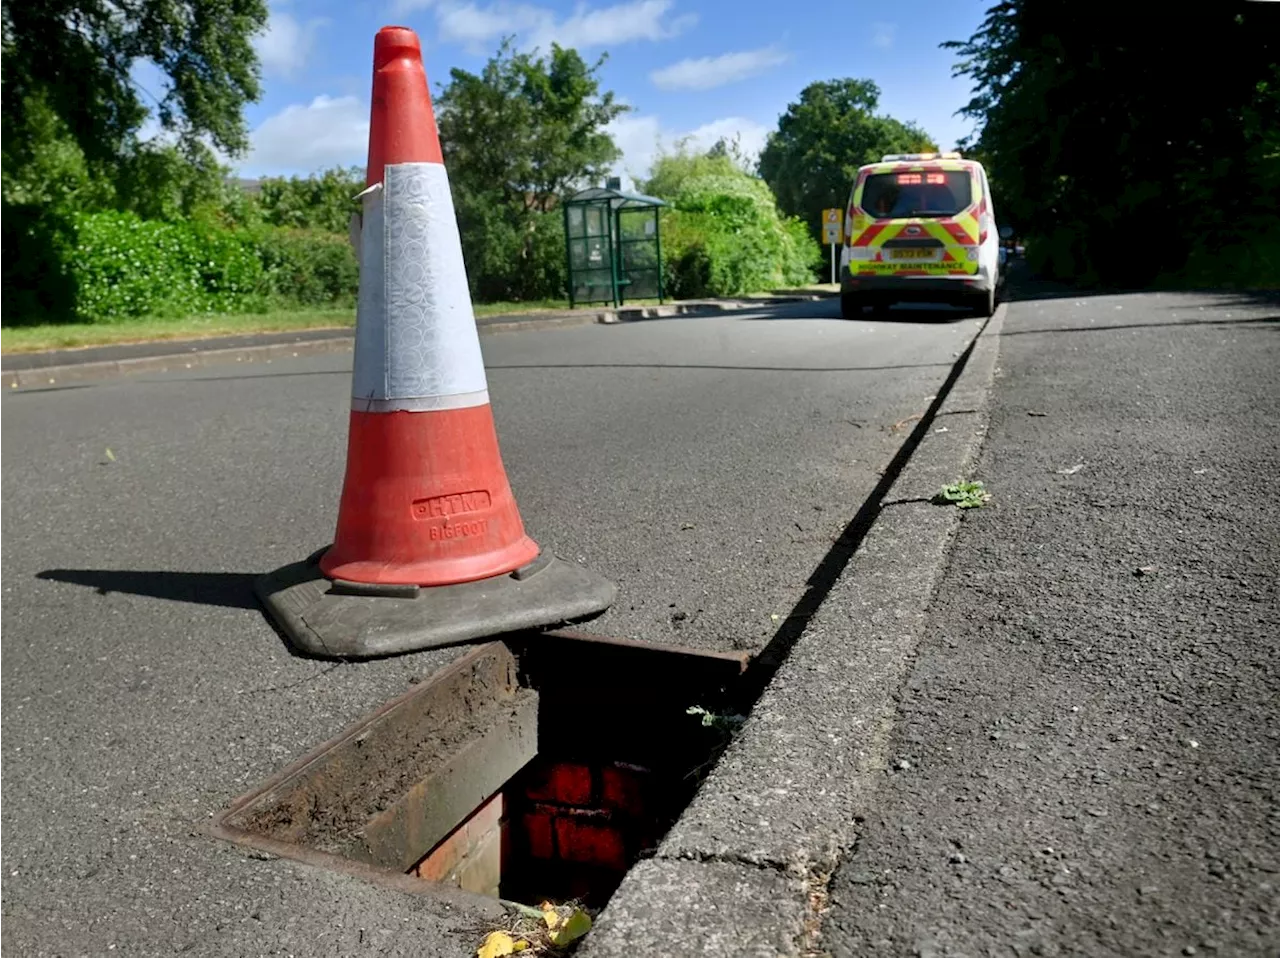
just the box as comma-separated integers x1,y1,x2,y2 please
840,152,1001,318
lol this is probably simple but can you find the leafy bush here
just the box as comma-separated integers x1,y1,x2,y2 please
1,204,78,324
69,211,266,321
43,212,358,324
647,156,820,298
522,210,569,301
254,227,358,306
454,187,568,303
1176,221,1280,290
256,167,364,233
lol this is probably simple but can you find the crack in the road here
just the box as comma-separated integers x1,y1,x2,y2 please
798,865,836,958
661,849,793,873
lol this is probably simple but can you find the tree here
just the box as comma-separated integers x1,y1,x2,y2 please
642,144,746,199
758,79,937,241
701,135,754,173
945,0,1280,285
436,39,625,213
255,167,366,233
2,0,268,208
435,39,628,301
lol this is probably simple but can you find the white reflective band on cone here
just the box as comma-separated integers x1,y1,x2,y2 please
351,163,489,412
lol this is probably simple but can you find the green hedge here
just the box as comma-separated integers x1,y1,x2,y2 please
453,193,568,303
659,175,819,298
1177,221,1280,290
3,209,360,325
71,211,266,320
639,151,821,299
253,227,359,307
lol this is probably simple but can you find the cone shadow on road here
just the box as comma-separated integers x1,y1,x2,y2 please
35,569,260,610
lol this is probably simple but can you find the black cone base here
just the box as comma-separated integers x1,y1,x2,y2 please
256,548,616,659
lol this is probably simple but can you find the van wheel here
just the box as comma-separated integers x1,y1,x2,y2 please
840,293,862,319
974,287,995,318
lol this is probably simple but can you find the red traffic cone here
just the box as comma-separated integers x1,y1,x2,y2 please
321,25,538,586
256,26,615,659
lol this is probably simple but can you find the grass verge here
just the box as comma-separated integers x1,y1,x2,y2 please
1,309,356,354
0,289,821,355
1,299,577,354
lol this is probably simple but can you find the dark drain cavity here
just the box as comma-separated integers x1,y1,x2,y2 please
213,632,746,910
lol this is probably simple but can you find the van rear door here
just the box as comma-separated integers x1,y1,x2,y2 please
845,164,984,276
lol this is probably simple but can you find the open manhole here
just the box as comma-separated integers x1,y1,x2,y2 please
212,631,746,910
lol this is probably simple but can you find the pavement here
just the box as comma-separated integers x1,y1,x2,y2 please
3,284,1276,957
819,288,1280,957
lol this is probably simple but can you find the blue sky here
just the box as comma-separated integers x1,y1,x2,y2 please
237,0,993,183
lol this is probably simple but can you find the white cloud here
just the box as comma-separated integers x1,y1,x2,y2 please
244,95,369,175
650,46,789,92
676,116,771,163
254,9,329,77
397,0,694,54
433,3,543,48
607,114,663,184
546,0,695,49
606,114,772,186
871,21,895,49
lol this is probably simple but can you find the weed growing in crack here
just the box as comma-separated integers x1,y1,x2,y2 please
933,480,992,509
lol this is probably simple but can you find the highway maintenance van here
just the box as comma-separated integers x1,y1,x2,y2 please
839,152,1001,318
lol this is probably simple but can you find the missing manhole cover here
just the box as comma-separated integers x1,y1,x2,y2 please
212,632,747,911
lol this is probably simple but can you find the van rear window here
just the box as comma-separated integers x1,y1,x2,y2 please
861,170,972,218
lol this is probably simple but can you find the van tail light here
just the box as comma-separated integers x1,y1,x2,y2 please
978,213,991,244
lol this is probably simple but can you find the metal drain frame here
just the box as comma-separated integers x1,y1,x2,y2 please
207,630,749,904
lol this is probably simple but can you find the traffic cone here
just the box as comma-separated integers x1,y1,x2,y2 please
255,25,616,659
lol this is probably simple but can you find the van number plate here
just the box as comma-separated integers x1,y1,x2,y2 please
890,248,939,260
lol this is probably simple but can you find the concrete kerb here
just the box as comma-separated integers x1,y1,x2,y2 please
1,336,357,390
579,304,1007,958
598,294,832,325
0,295,832,390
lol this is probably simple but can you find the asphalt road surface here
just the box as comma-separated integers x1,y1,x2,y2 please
1,299,983,956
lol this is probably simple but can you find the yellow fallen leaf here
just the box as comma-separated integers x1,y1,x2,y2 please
541,906,561,929
546,907,592,946
477,931,526,958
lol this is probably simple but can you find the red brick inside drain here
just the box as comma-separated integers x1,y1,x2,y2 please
524,761,594,806
521,810,556,860
600,763,650,818
554,816,628,872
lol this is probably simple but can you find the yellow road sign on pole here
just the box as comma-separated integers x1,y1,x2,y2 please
822,208,843,284
821,208,843,245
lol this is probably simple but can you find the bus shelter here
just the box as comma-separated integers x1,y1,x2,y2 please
563,185,665,308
